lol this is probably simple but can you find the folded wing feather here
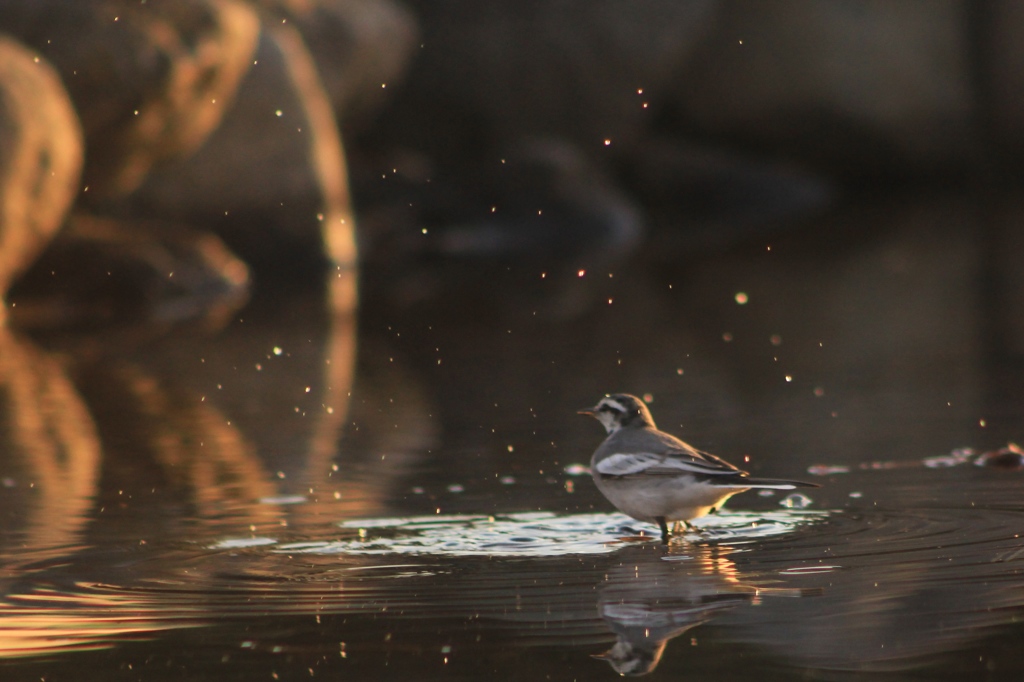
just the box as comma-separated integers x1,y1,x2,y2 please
595,452,742,477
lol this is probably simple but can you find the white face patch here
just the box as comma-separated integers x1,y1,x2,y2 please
593,397,630,433
594,411,620,433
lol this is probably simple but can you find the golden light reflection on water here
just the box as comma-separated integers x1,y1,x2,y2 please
0,584,200,658
0,285,363,572
4,206,1024,678
0,328,99,569
0,301,364,660
0,513,819,662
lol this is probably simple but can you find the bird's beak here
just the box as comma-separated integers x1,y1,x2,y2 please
590,650,613,661
577,407,596,416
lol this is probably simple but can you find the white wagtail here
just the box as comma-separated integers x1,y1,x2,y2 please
580,393,818,544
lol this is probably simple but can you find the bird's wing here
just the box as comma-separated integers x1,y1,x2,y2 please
688,448,744,473
594,451,743,478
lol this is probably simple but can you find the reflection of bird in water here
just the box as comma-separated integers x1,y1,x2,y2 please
580,394,818,543
594,543,816,676
594,544,752,675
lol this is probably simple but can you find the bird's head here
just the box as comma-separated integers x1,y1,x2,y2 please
578,393,656,434
591,638,666,676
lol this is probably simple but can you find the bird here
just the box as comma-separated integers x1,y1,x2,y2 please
580,393,819,544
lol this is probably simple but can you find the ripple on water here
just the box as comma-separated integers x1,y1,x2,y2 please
217,510,830,558
14,498,1024,674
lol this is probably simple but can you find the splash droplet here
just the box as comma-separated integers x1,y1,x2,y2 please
779,493,812,509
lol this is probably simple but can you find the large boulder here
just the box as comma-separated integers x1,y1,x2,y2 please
368,0,720,159
0,37,83,306
257,0,419,131
0,0,261,200
130,22,358,307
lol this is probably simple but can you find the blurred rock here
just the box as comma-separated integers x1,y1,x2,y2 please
351,1,840,266
368,138,641,259
367,0,719,159
7,214,250,332
0,37,83,306
130,22,357,297
357,138,646,317
0,0,260,200
672,0,978,176
257,0,418,130
629,138,835,256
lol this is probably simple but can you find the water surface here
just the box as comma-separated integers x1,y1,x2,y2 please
3,201,1024,680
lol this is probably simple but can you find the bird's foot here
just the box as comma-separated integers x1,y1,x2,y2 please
655,516,670,545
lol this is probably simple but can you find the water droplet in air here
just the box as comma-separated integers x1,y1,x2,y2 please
779,493,812,509
807,464,849,475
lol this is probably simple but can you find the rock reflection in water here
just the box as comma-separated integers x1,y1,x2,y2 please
7,198,1024,681
0,328,100,572
0,281,365,574
76,360,283,535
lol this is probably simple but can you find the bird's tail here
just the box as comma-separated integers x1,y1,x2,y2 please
741,477,820,490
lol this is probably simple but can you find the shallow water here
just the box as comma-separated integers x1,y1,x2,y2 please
4,200,1024,680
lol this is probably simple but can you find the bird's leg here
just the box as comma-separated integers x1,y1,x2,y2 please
655,516,670,545
672,520,691,535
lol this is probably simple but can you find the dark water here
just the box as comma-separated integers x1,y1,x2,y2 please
4,197,1024,680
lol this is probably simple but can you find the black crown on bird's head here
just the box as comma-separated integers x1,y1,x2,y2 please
579,393,656,432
